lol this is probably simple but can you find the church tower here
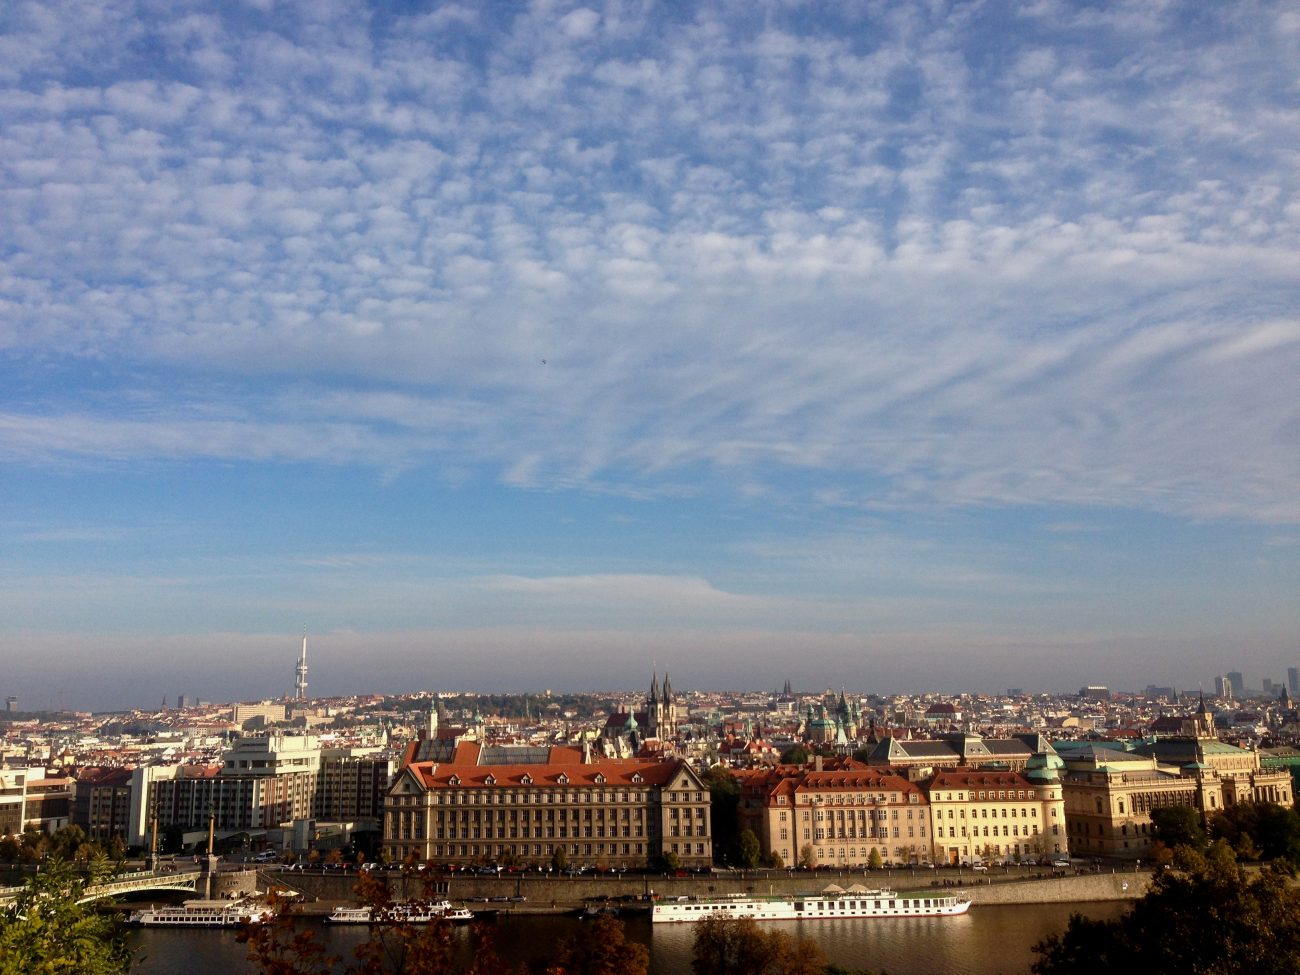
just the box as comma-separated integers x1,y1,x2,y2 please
663,672,677,735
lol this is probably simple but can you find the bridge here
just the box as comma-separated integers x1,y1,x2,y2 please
0,869,200,906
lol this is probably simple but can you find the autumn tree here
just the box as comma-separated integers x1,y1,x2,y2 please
1209,801,1300,864
738,830,761,869
239,891,340,975
546,914,649,975
0,857,136,975
1031,844,1300,975
551,846,567,871
691,915,827,975
867,848,883,870
798,844,816,871
766,850,785,869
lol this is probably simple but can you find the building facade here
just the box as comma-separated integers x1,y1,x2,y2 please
926,769,1066,864
383,757,710,870
73,767,135,842
316,747,394,821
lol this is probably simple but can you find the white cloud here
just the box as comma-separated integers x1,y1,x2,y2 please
0,0,1297,521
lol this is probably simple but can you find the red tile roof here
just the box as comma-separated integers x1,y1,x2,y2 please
406,759,685,790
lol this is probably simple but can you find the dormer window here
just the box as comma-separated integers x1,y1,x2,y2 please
631,773,643,783
449,775,460,786
557,774,569,784
594,774,606,784
521,774,533,785
484,775,496,785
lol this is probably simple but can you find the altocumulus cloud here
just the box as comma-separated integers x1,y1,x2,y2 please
0,0,1298,519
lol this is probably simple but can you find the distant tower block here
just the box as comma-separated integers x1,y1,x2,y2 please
295,627,309,700
4,697,16,713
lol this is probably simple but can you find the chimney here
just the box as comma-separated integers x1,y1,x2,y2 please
814,755,823,772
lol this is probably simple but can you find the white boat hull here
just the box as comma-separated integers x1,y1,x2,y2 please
652,892,971,923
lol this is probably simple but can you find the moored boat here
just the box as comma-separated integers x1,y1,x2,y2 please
651,887,971,923
127,900,274,927
326,901,473,925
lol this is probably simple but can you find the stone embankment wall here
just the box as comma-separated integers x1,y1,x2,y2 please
267,869,1154,908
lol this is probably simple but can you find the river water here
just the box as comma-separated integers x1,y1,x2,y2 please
127,902,1126,975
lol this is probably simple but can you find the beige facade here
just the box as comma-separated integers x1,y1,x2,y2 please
735,767,932,868
384,758,710,870
927,769,1066,864
1060,733,1293,859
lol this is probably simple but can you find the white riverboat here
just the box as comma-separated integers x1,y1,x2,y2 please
326,901,474,925
127,900,274,927
652,886,971,923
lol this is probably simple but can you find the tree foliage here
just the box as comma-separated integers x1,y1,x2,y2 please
701,765,740,865
0,857,135,975
691,915,831,975
738,830,761,869
866,848,883,870
544,914,649,975
1208,801,1300,864
780,748,810,767
798,844,816,871
1031,844,1300,975
1149,805,1206,851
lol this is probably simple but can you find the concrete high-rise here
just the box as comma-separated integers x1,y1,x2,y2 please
1289,668,1299,696
1214,675,1233,699
1225,672,1244,697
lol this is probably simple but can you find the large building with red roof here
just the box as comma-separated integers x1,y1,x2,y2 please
384,747,710,870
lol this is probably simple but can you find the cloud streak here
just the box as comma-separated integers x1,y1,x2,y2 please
1,0,1298,520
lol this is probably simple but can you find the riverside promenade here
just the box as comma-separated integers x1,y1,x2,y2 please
263,865,1155,913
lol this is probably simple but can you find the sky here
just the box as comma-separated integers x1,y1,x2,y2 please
1,0,1298,711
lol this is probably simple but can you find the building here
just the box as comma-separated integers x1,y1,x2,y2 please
756,767,930,868
1225,672,1244,697
1214,675,1233,699
231,702,288,726
0,769,26,836
601,672,681,749
23,772,72,833
922,703,964,725
151,734,322,837
383,753,710,870
927,768,1066,864
1057,698,1293,859
73,767,135,842
1078,686,1111,702
864,733,1054,771
4,697,15,713
315,747,394,821
1289,668,1299,696
295,629,308,700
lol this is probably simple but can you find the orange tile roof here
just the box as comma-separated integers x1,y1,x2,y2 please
407,759,684,790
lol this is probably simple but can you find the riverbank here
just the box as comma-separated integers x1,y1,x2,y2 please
263,865,1155,913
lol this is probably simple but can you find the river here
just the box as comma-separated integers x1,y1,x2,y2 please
127,902,1126,974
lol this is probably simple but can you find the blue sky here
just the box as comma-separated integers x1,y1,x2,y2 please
1,0,1298,710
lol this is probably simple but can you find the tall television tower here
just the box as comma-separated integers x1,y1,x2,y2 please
294,626,308,700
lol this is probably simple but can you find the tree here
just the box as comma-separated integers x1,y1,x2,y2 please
0,857,136,975
1031,845,1300,975
548,914,649,975
798,843,816,871
1209,802,1300,864
781,747,810,766
851,747,873,763
551,846,568,871
661,851,683,872
701,765,740,865
867,848,883,870
1150,805,1206,852
737,830,761,869
691,916,826,975
325,848,344,865
239,891,340,975
766,850,785,869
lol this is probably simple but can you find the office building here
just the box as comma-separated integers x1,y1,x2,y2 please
1214,675,1233,699
1290,668,1300,696
384,749,711,871
1225,672,1244,697
73,768,135,842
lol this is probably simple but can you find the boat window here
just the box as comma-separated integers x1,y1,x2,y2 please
924,900,930,908
888,900,895,908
